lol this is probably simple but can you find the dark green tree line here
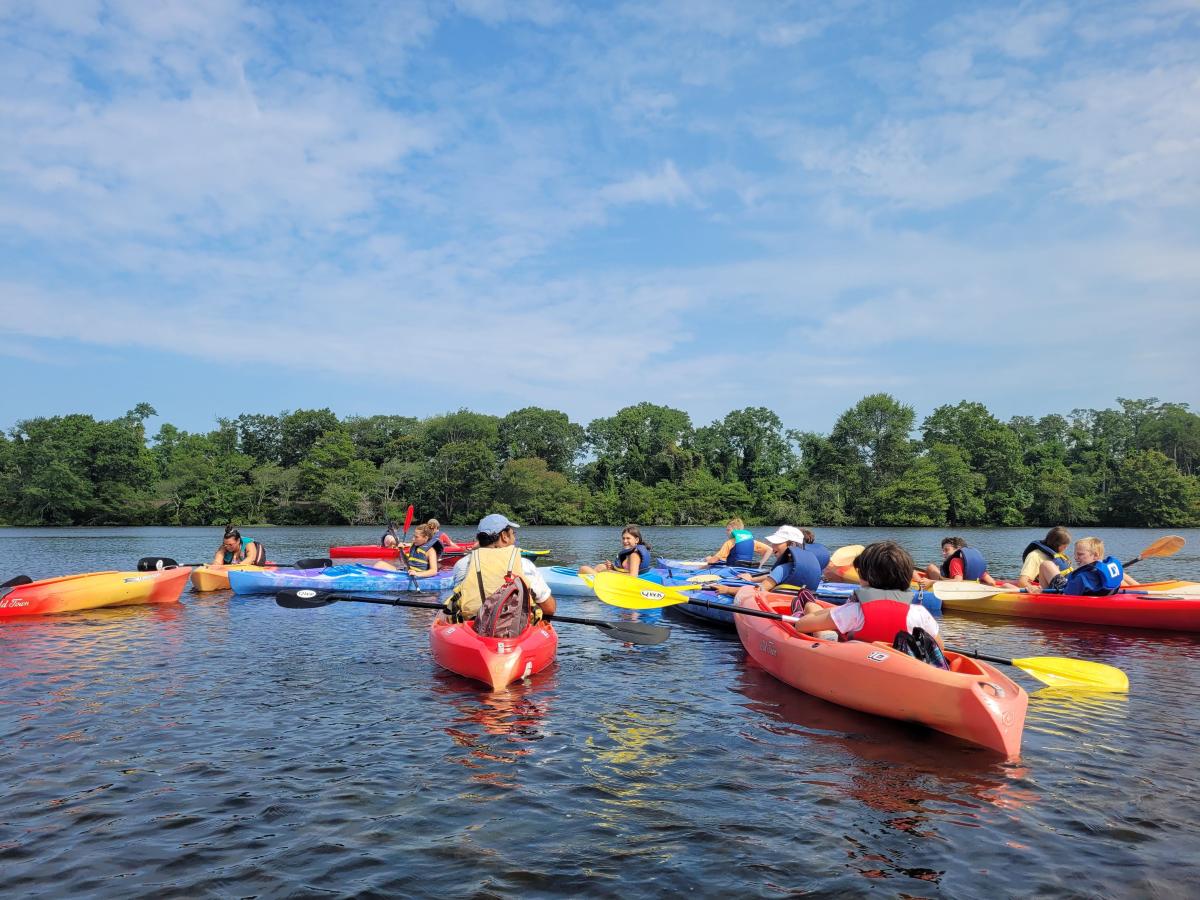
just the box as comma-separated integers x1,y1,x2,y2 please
1,396,1196,528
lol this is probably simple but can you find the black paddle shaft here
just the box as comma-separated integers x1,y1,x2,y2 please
274,590,670,644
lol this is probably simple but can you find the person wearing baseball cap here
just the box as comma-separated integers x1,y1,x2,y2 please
445,514,556,621
715,525,822,595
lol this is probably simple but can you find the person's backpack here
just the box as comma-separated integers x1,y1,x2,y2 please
892,627,949,669
474,569,533,639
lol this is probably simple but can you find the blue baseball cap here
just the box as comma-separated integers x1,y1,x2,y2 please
477,513,520,535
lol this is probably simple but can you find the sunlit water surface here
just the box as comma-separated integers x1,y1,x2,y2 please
1,526,1198,897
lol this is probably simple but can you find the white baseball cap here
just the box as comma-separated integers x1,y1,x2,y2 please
763,526,805,545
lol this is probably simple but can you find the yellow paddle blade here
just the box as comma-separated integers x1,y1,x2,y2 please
1013,656,1129,692
829,544,865,567
592,572,701,609
1136,535,1185,560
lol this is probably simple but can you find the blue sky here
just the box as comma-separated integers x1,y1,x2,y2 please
1,0,1197,437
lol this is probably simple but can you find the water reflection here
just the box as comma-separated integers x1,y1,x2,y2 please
432,679,554,791
733,663,1037,813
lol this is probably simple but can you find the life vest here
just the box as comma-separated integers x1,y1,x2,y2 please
449,546,524,619
615,543,652,574
805,542,831,571
1022,540,1071,572
1062,557,1124,597
727,529,756,565
772,545,822,591
402,542,432,571
940,546,987,580
839,588,912,643
223,537,264,565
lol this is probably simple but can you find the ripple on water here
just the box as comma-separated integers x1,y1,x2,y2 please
2,526,1200,896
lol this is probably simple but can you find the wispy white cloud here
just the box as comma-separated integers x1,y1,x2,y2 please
0,0,1197,430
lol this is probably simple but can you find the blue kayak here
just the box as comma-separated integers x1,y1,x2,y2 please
537,566,666,599
658,580,940,629
228,564,459,596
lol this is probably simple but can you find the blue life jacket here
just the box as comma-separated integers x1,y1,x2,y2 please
770,546,822,591
1062,557,1124,596
941,546,987,580
616,543,652,575
805,542,831,571
1022,540,1070,572
728,529,756,565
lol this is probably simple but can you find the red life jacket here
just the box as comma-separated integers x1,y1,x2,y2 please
839,598,911,643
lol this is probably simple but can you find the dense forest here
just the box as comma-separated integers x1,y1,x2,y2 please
1,396,1198,529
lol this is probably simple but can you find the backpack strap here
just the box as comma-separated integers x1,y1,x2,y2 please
473,549,486,605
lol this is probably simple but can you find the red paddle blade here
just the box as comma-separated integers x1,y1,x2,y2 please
402,504,414,534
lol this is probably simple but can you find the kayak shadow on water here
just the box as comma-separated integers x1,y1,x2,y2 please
730,663,1038,824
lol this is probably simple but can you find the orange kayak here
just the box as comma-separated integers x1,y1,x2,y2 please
0,568,192,619
429,615,557,690
734,589,1028,759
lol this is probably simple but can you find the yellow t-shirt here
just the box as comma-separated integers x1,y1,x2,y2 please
1020,549,1050,581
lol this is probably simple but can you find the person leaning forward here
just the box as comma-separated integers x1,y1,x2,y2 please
445,514,556,621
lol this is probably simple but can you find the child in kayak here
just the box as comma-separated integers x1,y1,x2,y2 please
1031,536,1139,596
373,523,440,576
381,522,400,549
716,526,822,594
921,537,997,586
784,541,943,649
579,525,653,576
212,527,265,566
705,518,772,567
800,529,832,571
1016,526,1072,589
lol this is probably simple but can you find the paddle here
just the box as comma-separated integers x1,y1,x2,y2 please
593,574,1126,690
1,575,34,590
136,557,331,572
274,588,670,645
1122,534,1185,567
946,646,1128,692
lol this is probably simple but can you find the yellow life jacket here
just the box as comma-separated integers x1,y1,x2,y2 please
451,546,524,620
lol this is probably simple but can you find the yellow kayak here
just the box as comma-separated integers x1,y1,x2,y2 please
191,564,273,592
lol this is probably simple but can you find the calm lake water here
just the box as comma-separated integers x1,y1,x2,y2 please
2,525,1199,898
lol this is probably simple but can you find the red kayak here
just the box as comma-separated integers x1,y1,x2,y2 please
329,542,476,564
1,568,192,619
428,615,557,690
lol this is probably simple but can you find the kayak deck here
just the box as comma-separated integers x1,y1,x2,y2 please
429,615,557,690
0,568,192,618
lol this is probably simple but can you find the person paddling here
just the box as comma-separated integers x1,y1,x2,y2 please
773,541,943,652
373,523,440,577
444,514,556,620
212,527,265,567
705,518,772,567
